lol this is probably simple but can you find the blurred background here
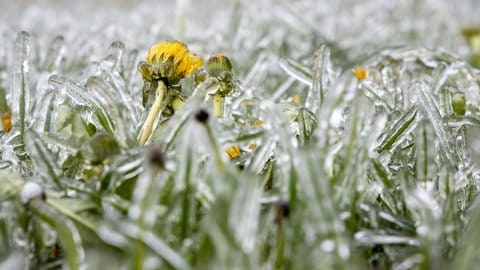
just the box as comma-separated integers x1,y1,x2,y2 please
2,0,480,59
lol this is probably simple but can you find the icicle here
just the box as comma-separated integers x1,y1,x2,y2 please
11,31,31,140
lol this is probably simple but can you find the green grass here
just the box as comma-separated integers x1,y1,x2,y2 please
2,1,480,269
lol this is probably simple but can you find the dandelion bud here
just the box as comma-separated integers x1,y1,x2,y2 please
452,93,466,116
206,54,235,97
20,182,45,205
206,54,233,77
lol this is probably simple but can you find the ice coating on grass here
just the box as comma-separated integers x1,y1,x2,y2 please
1,0,480,269
11,31,31,138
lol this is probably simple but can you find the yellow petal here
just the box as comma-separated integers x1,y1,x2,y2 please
146,40,204,81
225,145,241,159
3,108,12,132
292,94,301,105
177,52,204,77
146,40,188,65
252,119,263,127
354,67,368,81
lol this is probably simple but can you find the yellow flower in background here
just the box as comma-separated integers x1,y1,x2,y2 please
2,108,12,132
225,145,241,159
144,40,203,85
292,94,301,105
354,67,368,81
252,119,263,127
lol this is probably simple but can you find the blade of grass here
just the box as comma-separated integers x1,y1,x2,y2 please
29,198,86,270
48,75,115,135
376,106,418,153
24,130,63,189
12,31,31,143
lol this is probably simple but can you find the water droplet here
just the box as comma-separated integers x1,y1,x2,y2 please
338,243,350,260
13,228,27,247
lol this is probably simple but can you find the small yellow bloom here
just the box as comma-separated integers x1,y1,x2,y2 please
292,94,301,105
252,119,263,127
225,145,241,159
144,40,203,85
249,143,256,150
3,108,12,132
354,67,368,81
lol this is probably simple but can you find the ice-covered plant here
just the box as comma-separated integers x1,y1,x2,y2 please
1,1,480,269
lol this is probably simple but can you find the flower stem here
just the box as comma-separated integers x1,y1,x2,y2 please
138,81,166,145
212,94,224,117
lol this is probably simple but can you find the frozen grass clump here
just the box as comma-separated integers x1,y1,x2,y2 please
2,0,480,269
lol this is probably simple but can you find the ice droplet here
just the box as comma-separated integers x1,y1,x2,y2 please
320,239,335,252
11,31,31,136
338,243,350,260
13,228,27,247
44,35,65,72
20,181,43,204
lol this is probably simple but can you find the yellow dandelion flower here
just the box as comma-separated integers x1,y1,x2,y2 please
145,40,203,84
252,119,263,127
3,108,12,132
225,145,241,159
354,67,368,81
138,41,203,145
249,143,256,150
